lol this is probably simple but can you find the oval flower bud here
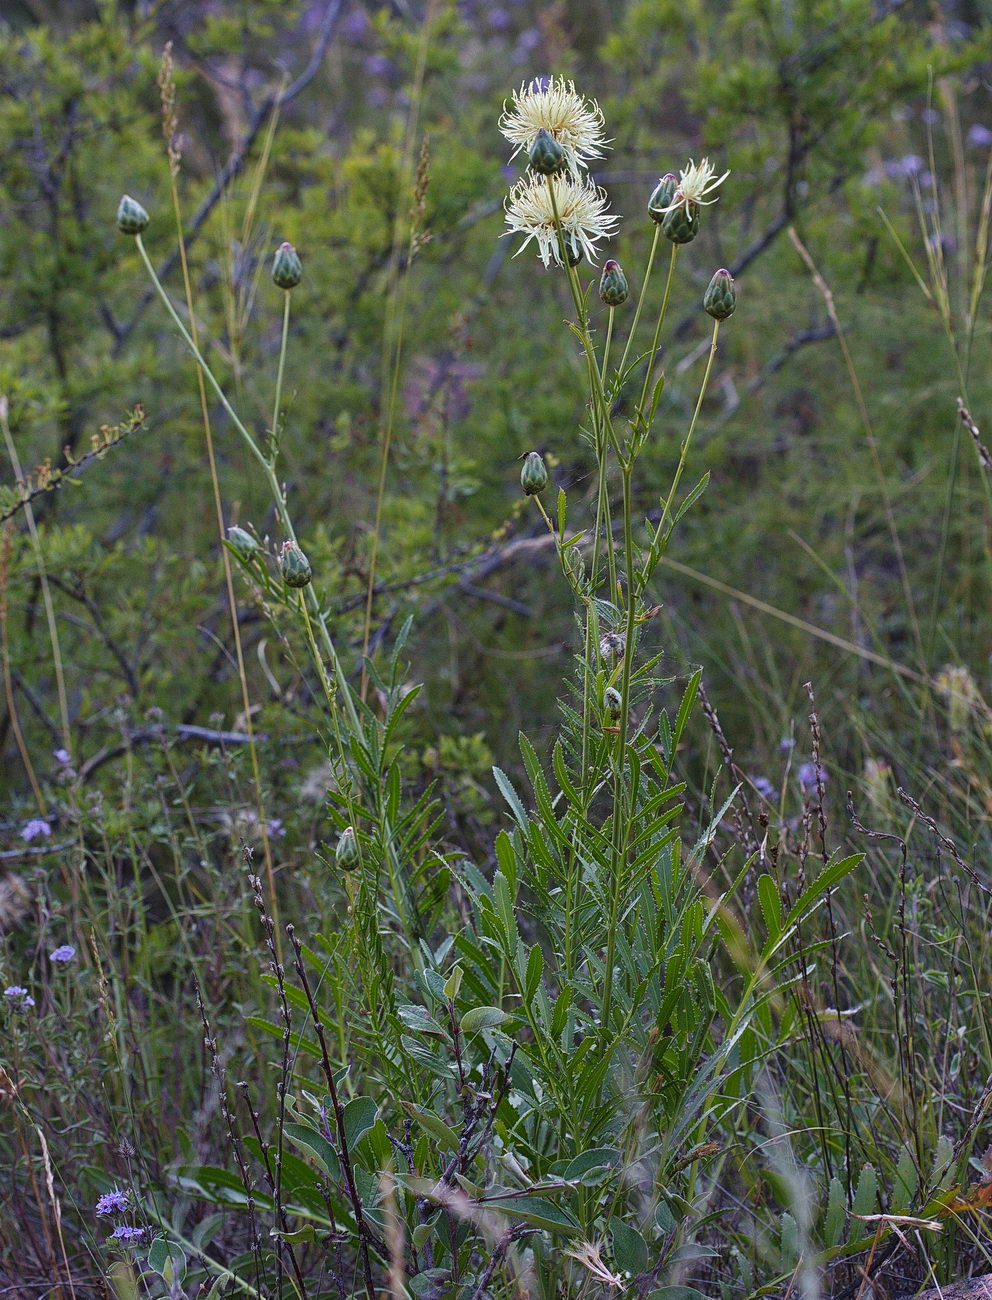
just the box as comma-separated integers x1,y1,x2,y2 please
272,242,302,290
528,128,565,176
603,686,623,718
647,174,678,224
336,826,360,871
662,203,700,245
520,451,548,496
703,268,737,320
599,259,629,307
117,195,150,235
279,540,312,588
226,526,260,562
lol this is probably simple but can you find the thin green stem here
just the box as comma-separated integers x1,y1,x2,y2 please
616,223,662,381
271,289,291,461
635,242,679,440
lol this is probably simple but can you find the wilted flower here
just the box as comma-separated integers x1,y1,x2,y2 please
21,819,52,842
50,945,77,964
599,631,626,664
565,1240,624,1288
504,172,620,268
655,157,729,219
96,1188,131,1217
499,77,608,177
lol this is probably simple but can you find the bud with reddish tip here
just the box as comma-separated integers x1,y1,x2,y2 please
520,451,548,496
528,128,565,175
599,260,628,307
272,242,302,289
117,195,149,235
647,173,678,224
703,268,737,320
279,540,312,587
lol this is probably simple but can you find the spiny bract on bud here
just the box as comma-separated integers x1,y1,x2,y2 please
703,268,737,320
599,259,628,307
227,526,260,562
520,451,549,496
117,195,149,235
648,174,678,224
336,826,360,871
661,203,700,245
603,686,623,718
279,540,312,587
272,242,302,289
528,128,565,175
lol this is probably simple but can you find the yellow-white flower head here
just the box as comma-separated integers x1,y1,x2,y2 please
503,172,620,268
659,157,730,217
499,77,608,177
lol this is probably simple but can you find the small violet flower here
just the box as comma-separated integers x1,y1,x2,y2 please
4,985,35,1008
110,1224,147,1242
21,819,52,842
54,749,71,766
50,945,77,964
96,1188,131,1216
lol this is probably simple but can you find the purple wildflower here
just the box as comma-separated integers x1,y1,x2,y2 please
798,761,827,791
267,819,286,840
50,945,77,964
54,749,71,766
4,985,35,1008
21,819,52,842
96,1188,131,1216
968,124,992,149
109,1224,147,1242
751,776,777,801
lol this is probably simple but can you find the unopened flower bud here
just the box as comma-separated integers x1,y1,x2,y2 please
604,686,622,718
520,451,548,496
599,259,628,307
272,242,302,289
528,128,565,176
703,268,736,320
279,540,312,587
336,826,360,871
662,202,700,245
648,174,678,224
117,195,149,235
227,526,260,562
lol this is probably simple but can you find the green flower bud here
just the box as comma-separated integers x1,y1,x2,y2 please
227,525,261,562
599,259,629,307
662,202,700,245
336,826,360,871
647,173,678,224
603,686,622,718
279,540,312,588
528,128,565,176
703,268,736,320
520,451,548,496
272,242,302,290
117,195,149,235
564,233,583,267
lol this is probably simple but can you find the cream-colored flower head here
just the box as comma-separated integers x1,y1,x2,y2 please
659,157,730,216
499,77,608,177
503,172,620,268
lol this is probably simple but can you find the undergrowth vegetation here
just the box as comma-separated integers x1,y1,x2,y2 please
2,1,992,1297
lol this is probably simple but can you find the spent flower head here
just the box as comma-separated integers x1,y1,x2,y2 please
658,157,730,218
500,77,608,177
504,172,619,268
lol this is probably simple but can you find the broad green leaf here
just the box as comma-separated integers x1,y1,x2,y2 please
461,1005,510,1034
400,1102,460,1153
343,1097,379,1151
611,1219,648,1274
284,1122,341,1180
483,1195,580,1235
